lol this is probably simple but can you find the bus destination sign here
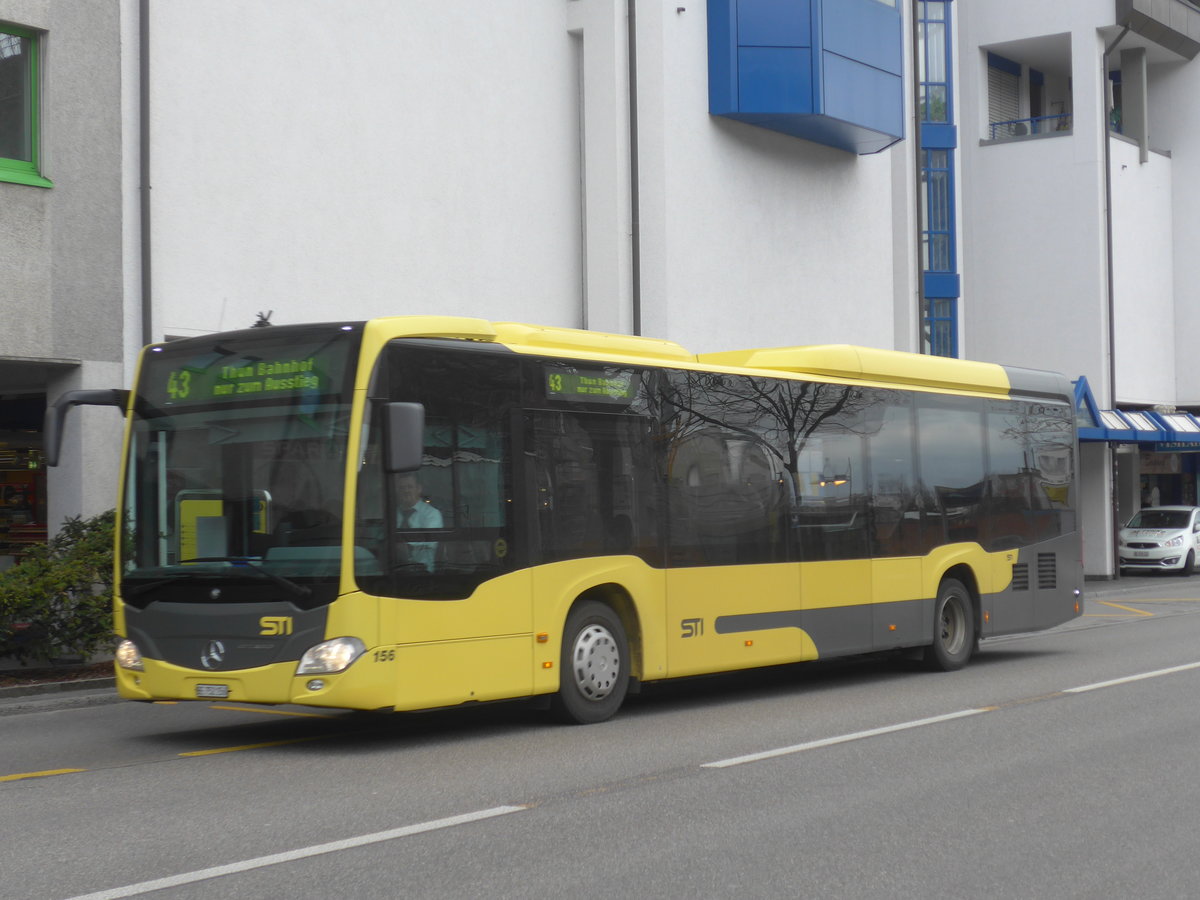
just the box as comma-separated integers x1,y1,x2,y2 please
145,335,354,408
545,367,636,404
166,356,321,402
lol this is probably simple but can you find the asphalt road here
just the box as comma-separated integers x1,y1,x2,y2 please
5,574,1200,900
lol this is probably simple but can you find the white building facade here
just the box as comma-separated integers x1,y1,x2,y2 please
3,0,1199,576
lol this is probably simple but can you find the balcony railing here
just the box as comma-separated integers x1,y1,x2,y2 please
988,114,1072,140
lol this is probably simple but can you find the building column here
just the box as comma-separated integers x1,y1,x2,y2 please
567,0,635,335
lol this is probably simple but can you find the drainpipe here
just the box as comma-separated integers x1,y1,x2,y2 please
627,0,642,335
139,0,152,347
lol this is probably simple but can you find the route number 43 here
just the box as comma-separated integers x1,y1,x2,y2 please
167,370,191,399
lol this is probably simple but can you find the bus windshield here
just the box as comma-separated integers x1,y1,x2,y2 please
121,324,362,607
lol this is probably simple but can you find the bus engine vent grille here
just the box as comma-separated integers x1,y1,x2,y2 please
1011,563,1029,591
1037,553,1057,590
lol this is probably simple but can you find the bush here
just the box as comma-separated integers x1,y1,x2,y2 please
0,510,118,666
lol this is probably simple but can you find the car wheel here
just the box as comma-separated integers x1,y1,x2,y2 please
1180,550,1195,577
923,578,975,672
551,600,630,725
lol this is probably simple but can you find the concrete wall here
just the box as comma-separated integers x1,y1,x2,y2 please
957,11,1111,396
146,0,915,355
0,0,132,527
1149,52,1200,405
1110,137,1174,406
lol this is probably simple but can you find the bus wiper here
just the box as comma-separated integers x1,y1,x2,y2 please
123,574,202,598
180,557,313,599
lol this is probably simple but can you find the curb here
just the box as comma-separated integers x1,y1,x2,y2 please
0,676,117,700
0,686,123,717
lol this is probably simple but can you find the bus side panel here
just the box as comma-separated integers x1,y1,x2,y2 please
984,533,1082,636
797,560,874,658
530,558,668,693
665,564,808,678
391,635,534,710
376,571,533,645
870,557,926,649
368,571,533,709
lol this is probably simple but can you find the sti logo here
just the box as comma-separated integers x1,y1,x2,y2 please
680,618,703,638
259,616,294,636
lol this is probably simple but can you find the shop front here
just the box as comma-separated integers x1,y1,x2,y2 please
0,424,47,571
1075,377,1200,575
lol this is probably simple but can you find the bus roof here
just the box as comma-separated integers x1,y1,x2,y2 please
362,316,1068,401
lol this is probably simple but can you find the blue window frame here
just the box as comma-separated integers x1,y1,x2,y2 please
918,1,949,124
922,150,954,274
917,0,957,358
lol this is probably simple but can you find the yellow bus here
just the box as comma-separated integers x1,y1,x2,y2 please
47,317,1082,723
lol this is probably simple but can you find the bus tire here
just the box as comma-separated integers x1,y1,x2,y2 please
923,577,974,672
551,600,630,725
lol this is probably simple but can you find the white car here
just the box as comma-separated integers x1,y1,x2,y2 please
1119,506,1200,575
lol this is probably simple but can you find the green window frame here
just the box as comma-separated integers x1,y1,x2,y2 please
0,24,52,188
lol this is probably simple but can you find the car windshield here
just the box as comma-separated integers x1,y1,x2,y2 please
1126,509,1191,530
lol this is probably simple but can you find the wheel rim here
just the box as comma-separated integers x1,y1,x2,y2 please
938,595,967,656
570,623,621,701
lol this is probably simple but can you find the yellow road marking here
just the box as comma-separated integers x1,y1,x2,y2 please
1118,597,1200,603
210,705,336,719
179,736,328,757
1092,600,1154,617
1,768,86,782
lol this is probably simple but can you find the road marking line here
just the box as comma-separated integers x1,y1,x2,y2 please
179,736,329,756
702,708,991,769
0,768,86,782
1064,660,1200,693
1113,597,1200,603
1094,600,1154,616
60,805,528,900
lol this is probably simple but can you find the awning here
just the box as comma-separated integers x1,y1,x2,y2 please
1073,376,1200,448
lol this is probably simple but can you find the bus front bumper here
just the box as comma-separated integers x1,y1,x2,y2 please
115,652,397,711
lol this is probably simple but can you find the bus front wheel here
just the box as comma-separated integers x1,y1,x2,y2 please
551,600,630,725
923,578,975,672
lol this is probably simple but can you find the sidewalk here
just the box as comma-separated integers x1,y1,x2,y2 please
0,657,119,715
0,675,119,716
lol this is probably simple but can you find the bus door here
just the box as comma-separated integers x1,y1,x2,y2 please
524,408,665,657
791,426,873,658
664,427,799,677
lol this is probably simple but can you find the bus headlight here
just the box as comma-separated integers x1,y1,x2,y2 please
296,637,366,675
115,639,144,671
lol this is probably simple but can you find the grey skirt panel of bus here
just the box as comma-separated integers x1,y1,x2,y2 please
983,531,1082,637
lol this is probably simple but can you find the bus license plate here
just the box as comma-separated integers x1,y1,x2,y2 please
196,684,230,699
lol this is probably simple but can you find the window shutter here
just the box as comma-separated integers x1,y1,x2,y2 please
988,65,1020,126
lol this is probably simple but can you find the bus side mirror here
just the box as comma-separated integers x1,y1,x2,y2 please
43,389,130,467
383,402,425,473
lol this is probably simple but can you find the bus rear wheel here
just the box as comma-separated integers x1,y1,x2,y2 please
551,600,630,725
923,577,974,671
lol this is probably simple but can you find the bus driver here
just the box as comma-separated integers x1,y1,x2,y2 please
396,471,443,571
